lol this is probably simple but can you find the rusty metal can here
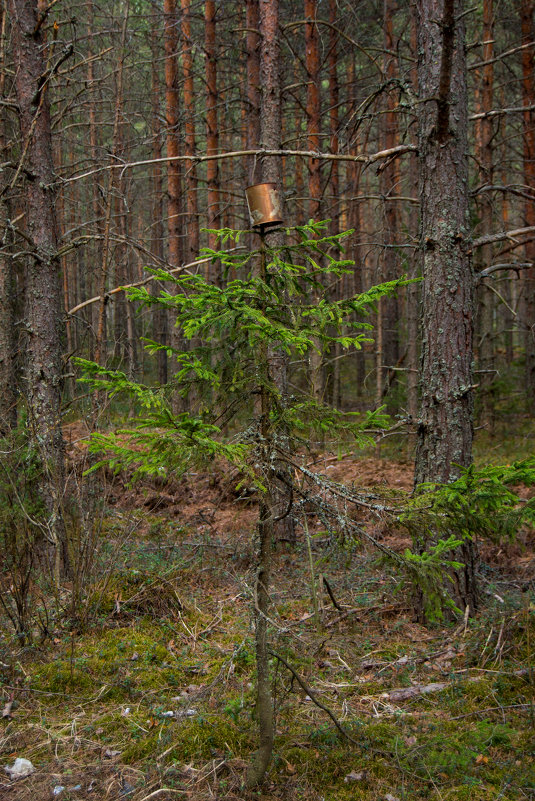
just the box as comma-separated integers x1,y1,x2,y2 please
245,183,283,227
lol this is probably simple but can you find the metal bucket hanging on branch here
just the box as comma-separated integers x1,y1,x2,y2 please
245,183,283,228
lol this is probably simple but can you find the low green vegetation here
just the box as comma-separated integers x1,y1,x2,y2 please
1,483,533,800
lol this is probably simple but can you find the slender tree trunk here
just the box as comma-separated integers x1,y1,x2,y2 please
379,0,400,401
347,54,365,397
407,3,420,421
181,0,199,264
113,128,128,365
86,0,101,358
499,99,515,366
164,0,182,273
246,0,291,786
247,239,275,789
150,24,168,385
164,0,187,412
94,5,129,367
9,0,68,580
521,0,535,406
305,0,321,220
415,0,477,617
205,0,220,280
293,62,305,226
476,0,495,429
328,0,339,238
328,0,341,405
246,0,261,186
304,0,323,400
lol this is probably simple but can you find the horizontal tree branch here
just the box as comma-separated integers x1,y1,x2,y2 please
62,145,417,186
470,40,535,70
67,254,213,316
478,261,532,278
471,183,535,203
470,103,535,120
472,225,535,248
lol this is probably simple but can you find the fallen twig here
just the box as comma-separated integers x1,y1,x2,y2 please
322,576,343,611
270,650,361,746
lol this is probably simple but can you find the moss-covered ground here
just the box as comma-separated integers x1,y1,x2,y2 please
1,452,534,801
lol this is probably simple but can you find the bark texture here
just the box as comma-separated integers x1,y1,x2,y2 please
246,0,284,786
414,0,477,615
521,0,535,403
9,0,67,577
415,0,474,485
0,2,16,433
407,4,420,420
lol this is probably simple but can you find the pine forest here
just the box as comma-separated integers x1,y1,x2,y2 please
1,0,535,799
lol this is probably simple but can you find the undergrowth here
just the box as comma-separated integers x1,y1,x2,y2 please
0,474,534,801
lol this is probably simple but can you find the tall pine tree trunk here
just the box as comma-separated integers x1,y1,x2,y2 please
379,0,400,402
205,0,220,281
94,6,128,367
304,0,323,400
0,2,16,433
407,4,420,421
164,0,182,274
9,0,68,580
521,0,535,406
181,0,199,264
150,23,168,386
246,0,261,186
476,0,495,429
414,0,477,618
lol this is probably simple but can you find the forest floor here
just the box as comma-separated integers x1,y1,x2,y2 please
1,427,534,801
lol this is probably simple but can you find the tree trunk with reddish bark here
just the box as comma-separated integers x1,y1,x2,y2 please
205,0,220,280
327,0,340,404
246,0,261,186
521,0,535,405
164,0,182,273
0,2,16,433
181,0,199,264
164,0,188,414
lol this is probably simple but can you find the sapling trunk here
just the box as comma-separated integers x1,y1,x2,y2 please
247,235,275,787
303,514,321,631
247,495,274,787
